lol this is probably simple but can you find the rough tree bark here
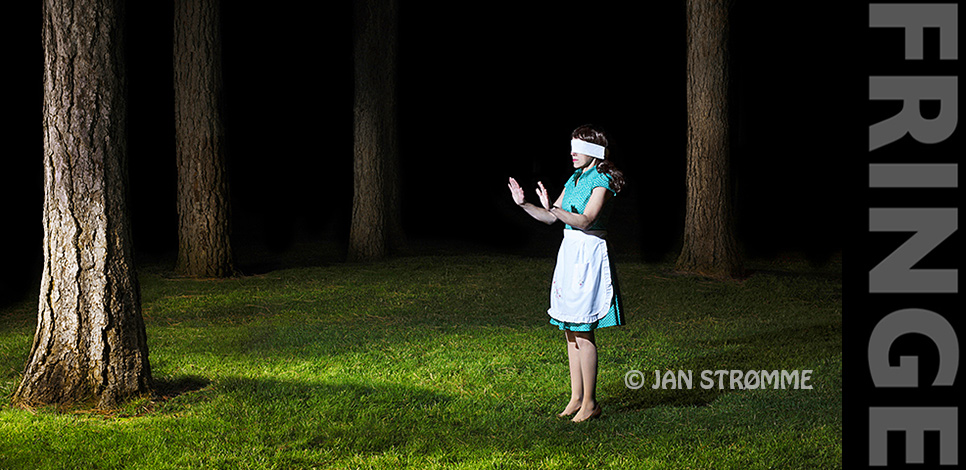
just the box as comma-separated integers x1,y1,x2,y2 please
348,0,403,262
14,0,151,409
173,0,235,277
676,0,743,279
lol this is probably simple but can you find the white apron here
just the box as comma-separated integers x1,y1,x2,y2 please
547,229,613,324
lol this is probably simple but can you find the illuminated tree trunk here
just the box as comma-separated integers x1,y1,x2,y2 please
174,0,235,277
676,0,742,279
349,0,403,262
15,0,151,409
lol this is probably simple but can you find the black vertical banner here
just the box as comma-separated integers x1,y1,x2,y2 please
847,1,963,468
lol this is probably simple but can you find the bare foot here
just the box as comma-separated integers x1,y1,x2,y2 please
557,399,582,417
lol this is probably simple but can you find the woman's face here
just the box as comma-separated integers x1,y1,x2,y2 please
571,151,597,170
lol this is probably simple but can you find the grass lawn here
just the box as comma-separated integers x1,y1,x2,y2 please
0,244,841,469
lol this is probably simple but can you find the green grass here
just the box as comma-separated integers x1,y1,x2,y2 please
0,246,841,469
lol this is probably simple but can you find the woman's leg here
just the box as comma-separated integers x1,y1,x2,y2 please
571,330,599,422
559,330,583,416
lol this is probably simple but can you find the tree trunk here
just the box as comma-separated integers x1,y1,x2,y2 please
349,0,402,262
173,0,235,278
15,0,151,409
676,0,742,279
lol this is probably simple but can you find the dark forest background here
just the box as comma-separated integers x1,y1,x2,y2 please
3,2,854,304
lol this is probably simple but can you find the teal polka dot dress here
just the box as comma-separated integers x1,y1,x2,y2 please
548,164,625,332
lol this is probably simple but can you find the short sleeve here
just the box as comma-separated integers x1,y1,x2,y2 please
593,171,616,196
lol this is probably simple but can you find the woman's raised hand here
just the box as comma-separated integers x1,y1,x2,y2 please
508,177,526,206
536,181,551,210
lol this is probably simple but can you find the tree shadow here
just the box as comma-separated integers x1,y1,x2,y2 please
182,376,649,464
206,377,457,455
151,375,211,401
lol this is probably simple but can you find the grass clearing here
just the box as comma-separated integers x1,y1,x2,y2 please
1,248,841,468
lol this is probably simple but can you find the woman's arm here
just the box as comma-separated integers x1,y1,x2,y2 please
550,186,611,230
508,177,558,225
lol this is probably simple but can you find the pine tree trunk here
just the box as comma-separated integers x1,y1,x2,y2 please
349,0,401,262
173,0,234,277
15,0,151,409
676,0,742,279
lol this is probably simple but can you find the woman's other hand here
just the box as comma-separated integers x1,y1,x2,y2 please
536,181,551,210
508,177,526,205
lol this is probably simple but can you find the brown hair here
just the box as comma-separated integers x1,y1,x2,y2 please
571,125,625,193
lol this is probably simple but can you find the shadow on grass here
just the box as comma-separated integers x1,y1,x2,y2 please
171,303,840,417
152,375,211,401
210,377,464,456
198,376,645,465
